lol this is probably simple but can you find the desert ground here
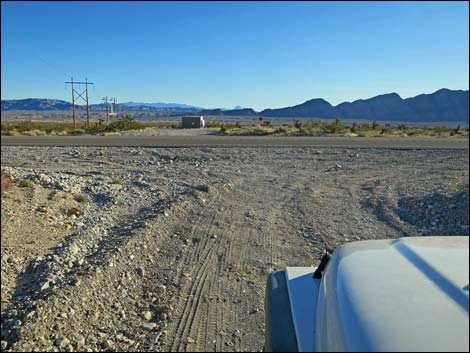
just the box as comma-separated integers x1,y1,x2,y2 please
1,141,469,352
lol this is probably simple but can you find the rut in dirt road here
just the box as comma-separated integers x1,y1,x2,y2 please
160,165,400,352
164,175,312,352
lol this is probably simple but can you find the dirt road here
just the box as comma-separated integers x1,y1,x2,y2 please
1,145,469,352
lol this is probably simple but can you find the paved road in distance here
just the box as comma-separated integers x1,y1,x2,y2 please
1,135,469,149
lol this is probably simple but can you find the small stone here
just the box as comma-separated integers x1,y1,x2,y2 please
40,281,50,291
75,334,86,346
102,340,114,349
110,183,123,191
70,243,79,256
143,311,152,321
141,322,157,331
57,336,70,349
187,337,195,344
1,341,8,350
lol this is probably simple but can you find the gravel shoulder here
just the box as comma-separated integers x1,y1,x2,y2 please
1,145,469,352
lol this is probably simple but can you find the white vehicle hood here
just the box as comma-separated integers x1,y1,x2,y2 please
315,236,469,352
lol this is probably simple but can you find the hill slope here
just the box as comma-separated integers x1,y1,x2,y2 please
261,89,469,122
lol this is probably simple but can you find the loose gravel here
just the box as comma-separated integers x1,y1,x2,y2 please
1,145,468,352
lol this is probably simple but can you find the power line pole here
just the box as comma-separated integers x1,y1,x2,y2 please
85,78,90,127
65,78,94,128
105,96,109,124
70,78,76,128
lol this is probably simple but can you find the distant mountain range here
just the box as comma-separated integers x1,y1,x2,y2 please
120,102,204,109
260,88,469,122
2,88,469,122
199,108,257,116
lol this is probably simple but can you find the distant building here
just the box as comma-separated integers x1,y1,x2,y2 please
182,116,205,129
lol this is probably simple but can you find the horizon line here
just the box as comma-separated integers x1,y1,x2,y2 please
1,87,469,111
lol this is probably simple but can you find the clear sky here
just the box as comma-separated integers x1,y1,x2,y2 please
1,1,468,109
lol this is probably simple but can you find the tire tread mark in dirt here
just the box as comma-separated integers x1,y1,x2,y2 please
169,195,223,351
171,245,216,352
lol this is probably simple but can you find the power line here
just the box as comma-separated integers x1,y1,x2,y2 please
65,78,94,128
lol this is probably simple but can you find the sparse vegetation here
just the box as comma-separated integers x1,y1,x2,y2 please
1,116,153,135
217,119,469,138
322,118,348,133
2,118,468,138
450,174,470,191
18,179,34,188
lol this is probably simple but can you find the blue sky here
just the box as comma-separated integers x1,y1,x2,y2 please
1,1,468,109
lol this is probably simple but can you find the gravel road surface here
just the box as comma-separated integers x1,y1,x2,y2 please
1,143,469,352
2,135,469,149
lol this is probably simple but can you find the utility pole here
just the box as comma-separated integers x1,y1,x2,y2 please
65,78,94,128
105,96,109,123
85,78,90,127
71,78,76,128
114,97,117,122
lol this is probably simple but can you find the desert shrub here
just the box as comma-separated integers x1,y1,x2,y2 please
431,125,452,136
398,124,408,130
380,124,393,135
351,122,358,133
3,120,78,134
220,126,227,133
407,128,425,136
323,118,348,133
18,179,34,188
372,120,379,130
347,122,373,133
1,205,6,224
205,122,220,128
294,120,302,129
104,116,146,132
261,120,272,127
273,127,289,134
357,123,372,132
6,129,20,136
301,119,321,131
82,115,148,133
